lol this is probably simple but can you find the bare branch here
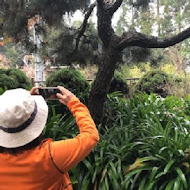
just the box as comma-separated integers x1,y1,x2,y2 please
117,27,190,50
74,2,96,51
110,0,123,14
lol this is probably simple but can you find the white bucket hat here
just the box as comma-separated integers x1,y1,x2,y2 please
0,88,48,148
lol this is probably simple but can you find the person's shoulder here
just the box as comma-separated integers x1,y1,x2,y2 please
38,138,53,149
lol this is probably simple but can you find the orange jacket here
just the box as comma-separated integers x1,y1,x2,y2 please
0,98,99,190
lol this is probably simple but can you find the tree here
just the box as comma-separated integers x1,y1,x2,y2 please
42,21,100,66
1,0,100,68
1,0,90,42
2,0,190,125
87,0,190,124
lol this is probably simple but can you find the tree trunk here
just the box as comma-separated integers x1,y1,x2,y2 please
157,0,160,36
87,0,190,125
88,46,120,124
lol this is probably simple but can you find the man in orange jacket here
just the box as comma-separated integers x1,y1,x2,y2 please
0,86,99,189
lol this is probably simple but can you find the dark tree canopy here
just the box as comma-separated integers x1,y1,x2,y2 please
0,0,90,40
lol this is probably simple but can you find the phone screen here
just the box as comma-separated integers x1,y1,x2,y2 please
39,87,61,100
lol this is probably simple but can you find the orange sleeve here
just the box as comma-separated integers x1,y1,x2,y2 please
50,98,99,172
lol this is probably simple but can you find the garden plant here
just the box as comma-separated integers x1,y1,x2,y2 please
0,68,32,90
44,92,190,190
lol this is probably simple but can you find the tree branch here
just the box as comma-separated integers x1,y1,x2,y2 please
110,0,123,14
74,2,96,51
117,27,190,50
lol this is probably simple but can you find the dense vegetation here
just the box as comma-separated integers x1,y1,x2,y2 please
2,0,190,189
109,71,129,95
135,70,170,97
46,68,89,101
44,92,190,189
0,68,32,90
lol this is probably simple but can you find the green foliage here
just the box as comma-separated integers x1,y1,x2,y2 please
3,11,28,41
122,47,151,65
5,43,26,67
43,23,100,66
129,0,151,8
0,87,7,95
30,0,90,25
116,93,190,189
135,70,170,97
0,68,32,90
2,0,89,40
46,68,89,99
109,71,129,95
43,106,77,141
46,92,190,189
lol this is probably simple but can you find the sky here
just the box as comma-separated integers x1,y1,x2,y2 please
69,6,121,28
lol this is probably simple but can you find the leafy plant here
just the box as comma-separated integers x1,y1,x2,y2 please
46,67,89,101
0,86,7,95
135,70,170,97
0,68,32,90
43,106,77,141
44,92,190,189
108,71,129,95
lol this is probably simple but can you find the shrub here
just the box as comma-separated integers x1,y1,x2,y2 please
46,68,89,100
0,87,6,95
46,68,90,116
108,71,129,95
0,68,32,90
135,70,170,97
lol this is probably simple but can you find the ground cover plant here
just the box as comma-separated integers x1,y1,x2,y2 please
44,92,190,189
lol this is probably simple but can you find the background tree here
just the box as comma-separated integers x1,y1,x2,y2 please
2,0,190,125
1,0,100,68
88,0,190,124
42,21,101,66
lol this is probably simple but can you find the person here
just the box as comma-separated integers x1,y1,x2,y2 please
0,86,99,190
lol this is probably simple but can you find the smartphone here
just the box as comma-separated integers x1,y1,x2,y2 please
39,87,61,100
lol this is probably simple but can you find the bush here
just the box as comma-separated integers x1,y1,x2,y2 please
46,68,89,100
108,71,129,95
135,69,170,97
46,68,90,116
0,68,32,90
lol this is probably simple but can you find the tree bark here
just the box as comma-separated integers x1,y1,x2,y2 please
88,46,120,124
88,0,121,124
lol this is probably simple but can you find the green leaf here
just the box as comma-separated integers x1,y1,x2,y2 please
173,176,181,190
165,179,175,190
83,159,94,176
149,167,159,181
155,160,175,178
139,176,147,190
175,167,187,189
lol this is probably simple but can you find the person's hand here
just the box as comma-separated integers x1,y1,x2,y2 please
30,86,41,95
57,86,76,105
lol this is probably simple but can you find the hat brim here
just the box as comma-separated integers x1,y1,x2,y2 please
0,96,48,148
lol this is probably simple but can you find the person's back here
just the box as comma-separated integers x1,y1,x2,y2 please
0,86,99,189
